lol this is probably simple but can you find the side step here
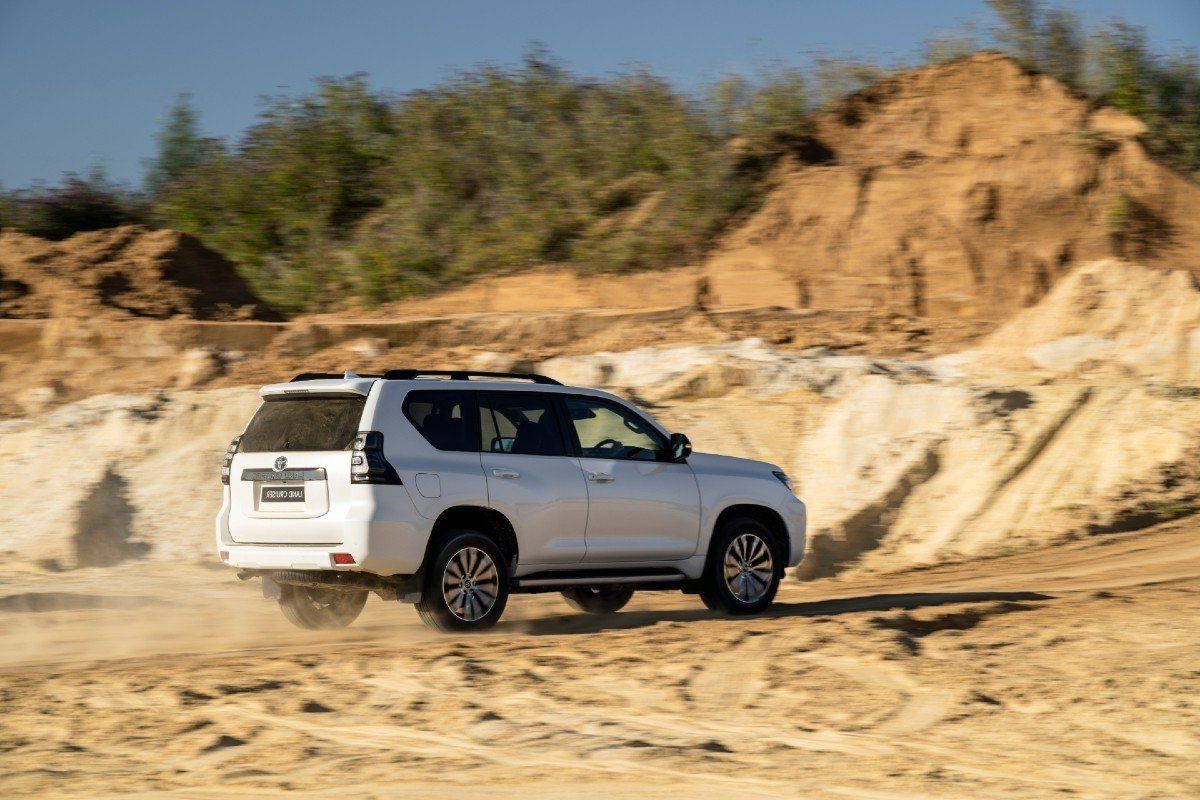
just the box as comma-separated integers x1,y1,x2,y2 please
512,567,687,593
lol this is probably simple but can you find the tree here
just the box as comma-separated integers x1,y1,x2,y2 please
744,68,810,153
709,75,752,139
145,93,210,195
1095,22,1153,120
156,75,397,309
987,0,1041,68
1040,8,1083,89
1093,21,1200,173
0,183,14,231
709,69,810,155
813,57,886,107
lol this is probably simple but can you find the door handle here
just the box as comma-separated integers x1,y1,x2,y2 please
491,468,520,479
587,472,615,483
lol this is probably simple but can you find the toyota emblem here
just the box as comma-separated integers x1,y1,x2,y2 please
274,456,288,471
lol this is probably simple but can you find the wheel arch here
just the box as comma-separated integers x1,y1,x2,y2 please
707,503,790,567
424,505,519,573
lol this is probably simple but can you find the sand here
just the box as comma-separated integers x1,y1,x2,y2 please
1,520,1197,798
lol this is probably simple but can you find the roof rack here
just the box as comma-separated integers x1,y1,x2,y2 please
382,369,561,385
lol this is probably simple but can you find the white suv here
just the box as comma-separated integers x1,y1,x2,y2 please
216,370,806,632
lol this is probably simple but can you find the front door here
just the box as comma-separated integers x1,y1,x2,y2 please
561,395,701,562
480,392,589,565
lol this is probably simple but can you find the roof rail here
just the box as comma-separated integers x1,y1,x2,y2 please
382,369,561,385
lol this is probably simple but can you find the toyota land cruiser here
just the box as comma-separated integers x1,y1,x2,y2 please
216,370,806,632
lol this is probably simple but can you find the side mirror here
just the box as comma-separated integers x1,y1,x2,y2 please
669,432,692,462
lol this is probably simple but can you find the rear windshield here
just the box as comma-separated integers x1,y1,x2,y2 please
239,395,366,452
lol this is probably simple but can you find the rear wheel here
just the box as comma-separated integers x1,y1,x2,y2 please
699,517,782,615
561,586,634,615
278,584,368,630
416,531,509,633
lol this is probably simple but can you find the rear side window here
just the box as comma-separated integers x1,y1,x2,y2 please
240,395,366,452
480,393,567,457
403,390,477,452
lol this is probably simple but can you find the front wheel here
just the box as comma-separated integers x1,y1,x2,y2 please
561,586,634,615
278,584,368,630
416,531,509,633
699,518,783,615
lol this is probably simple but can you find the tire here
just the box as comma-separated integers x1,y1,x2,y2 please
561,586,634,615
278,584,368,630
415,530,509,633
698,517,783,615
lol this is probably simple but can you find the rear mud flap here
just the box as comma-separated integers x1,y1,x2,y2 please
396,573,423,604
262,575,282,600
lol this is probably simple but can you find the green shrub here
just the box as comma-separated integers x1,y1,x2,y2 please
156,54,771,310
2,171,145,241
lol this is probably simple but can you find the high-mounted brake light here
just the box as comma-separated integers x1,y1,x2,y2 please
350,431,401,484
220,436,242,485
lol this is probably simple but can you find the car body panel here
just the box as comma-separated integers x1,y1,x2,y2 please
368,381,490,522
576,456,701,562
690,452,808,567
482,452,590,564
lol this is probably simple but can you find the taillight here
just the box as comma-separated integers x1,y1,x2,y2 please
220,436,241,485
351,431,401,484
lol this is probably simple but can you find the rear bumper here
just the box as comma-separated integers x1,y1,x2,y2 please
215,488,428,576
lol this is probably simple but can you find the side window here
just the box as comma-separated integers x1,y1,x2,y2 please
403,391,476,452
479,393,567,457
564,397,666,461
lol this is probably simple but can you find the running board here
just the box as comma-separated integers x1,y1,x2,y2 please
513,569,686,590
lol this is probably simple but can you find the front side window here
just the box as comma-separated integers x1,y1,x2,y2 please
480,393,567,457
240,395,366,452
564,396,666,461
404,390,476,452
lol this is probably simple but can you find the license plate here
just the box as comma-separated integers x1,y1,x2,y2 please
261,486,305,503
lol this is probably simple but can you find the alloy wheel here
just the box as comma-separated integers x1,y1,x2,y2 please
442,546,500,622
723,532,774,604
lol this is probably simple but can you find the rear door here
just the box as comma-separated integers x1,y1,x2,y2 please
562,395,701,562
479,391,589,565
228,393,365,544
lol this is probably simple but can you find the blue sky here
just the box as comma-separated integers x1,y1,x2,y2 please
0,0,1196,188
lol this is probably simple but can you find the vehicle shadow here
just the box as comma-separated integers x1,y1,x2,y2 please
511,590,1053,636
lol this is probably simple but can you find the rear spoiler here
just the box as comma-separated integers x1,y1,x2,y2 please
290,371,382,382
262,375,377,398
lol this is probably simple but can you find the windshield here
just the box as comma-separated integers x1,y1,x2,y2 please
239,395,366,452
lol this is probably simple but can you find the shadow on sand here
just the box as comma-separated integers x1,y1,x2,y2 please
512,590,1053,636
